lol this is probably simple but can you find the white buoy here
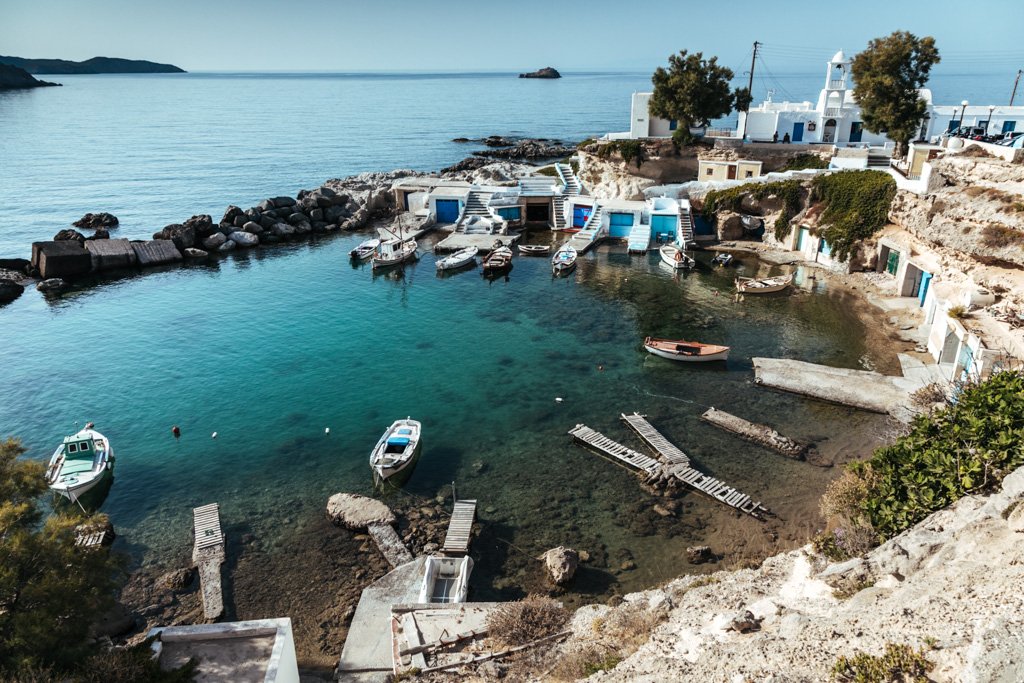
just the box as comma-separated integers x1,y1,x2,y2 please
555,397,563,403
325,427,330,435
211,431,218,439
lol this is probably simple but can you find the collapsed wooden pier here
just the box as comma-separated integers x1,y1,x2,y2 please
569,416,769,519
700,407,808,460
192,503,225,621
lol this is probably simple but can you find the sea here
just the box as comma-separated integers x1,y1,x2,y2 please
0,69,1013,609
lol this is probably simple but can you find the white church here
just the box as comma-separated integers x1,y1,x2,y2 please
614,50,1024,147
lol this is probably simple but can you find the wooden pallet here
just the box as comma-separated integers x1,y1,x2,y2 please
192,503,225,620
442,500,477,555
192,503,224,557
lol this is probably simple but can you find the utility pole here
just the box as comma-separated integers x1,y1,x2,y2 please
1011,69,1022,107
740,41,760,141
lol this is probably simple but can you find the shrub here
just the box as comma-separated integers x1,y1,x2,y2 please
981,223,1024,248
831,643,933,682
550,646,620,681
946,304,968,319
576,138,597,150
853,370,1024,539
486,594,568,647
702,180,805,240
812,170,896,262
910,382,948,409
534,166,559,178
781,153,830,171
595,140,645,168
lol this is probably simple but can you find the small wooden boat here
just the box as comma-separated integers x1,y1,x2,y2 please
735,273,793,294
436,246,477,271
45,424,115,501
659,244,695,270
370,418,422,485
418,556,474,604
643,337,730,362
712,252,734,267
372,238,417,269
349,238,380,260
551,244,577,275
518,244,550,256
481,246,513,277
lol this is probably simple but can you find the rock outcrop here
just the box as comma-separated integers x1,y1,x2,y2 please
73,212,119,230
519,67,561,79
542,546,579,585
0,279,24,305
0,63,60,90
326,493,396,530
473,139,574,160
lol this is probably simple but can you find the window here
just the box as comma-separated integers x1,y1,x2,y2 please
706,168,714,176
79,442,90,451
68,443,77,453
744,171,753,178
669,120,678,131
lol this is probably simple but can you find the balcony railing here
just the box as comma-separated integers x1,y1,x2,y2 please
823,108,843,117
828,79,846,89
704,128,737,138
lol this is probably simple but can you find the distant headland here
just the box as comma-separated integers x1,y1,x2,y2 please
0,64,61,90
0,55,185,74
518,66,561,79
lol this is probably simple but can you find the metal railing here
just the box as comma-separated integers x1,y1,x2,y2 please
824,107,842,117
704,128,737,138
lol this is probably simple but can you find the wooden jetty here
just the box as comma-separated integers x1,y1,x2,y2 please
700,407,808,460
441,500,477,555
620,412,690,466
192,503,225,621
568,421,769,519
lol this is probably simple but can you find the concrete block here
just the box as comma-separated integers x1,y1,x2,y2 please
85,238,137,272
131,239,183,267
30,241,92,280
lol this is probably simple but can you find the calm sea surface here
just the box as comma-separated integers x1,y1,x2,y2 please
0,70,1012,598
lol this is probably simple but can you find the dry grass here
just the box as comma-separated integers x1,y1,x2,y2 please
958,145,995,158
962,186,1024,213
982,223,1024,248
820,469,870,522
486,594,568,647
911,382,948,409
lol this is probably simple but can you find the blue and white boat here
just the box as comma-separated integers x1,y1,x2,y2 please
551,244,577,275
45,424,115,501
369,418,422,484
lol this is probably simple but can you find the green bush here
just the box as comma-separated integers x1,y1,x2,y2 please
853,370,1024,540
702,180,805,239
595,140,645,169
811,170,896,261
832,643,933,682
781,153,830,171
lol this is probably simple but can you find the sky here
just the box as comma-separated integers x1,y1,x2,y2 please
1,0,1022,74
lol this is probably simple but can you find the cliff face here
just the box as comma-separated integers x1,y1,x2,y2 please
552,465,1024,681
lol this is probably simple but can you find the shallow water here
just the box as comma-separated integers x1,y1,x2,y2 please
0,232,892,600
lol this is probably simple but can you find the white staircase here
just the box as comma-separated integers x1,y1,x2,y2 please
456,190,493,229
552,163,584,231
627,222,652,253
678,209,695,244
568,205,604,253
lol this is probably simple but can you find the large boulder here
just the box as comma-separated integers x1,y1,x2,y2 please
53,228,86,244
256,199,275,212
228,231,259,247
73,212,119,230
158,567,196,593
542,546,579,585
153,223,195,251
272,196,297,208
183,247,208,258
36,278,67,293
687,545,713,564
202,232,227,250
0,258,30,273
287,212,308,226
0,279,24,305
218,239,236,253
183,214,215,238
221,205,243,224
716,211,746,241
326,493,396,530
242,221,263,235
270,223,295,239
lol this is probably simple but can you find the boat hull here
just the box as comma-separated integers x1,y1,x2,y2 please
659,245,694,270
518,245,550,256
645,344,729,362
736,274,793,294
370,418,423,486
46,427,115,502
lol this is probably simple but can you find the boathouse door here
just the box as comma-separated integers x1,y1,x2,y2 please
918,272,933,307
792,123,804,142
608,212,633,239
436,199,460,224
850,122,864,143
572,205,592,229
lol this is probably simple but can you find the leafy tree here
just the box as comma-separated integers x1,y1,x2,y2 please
649,51,747,145
0,437,121,673
852,31,941,156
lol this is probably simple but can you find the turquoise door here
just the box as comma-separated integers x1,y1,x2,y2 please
1003,121,1017,133
818,238,831,256
796,227,808,251
850,122,864,142
608,212,633,238
918,272,932,307
436,199,460,223
651,215,677,241
792,122,804,142
572,205,592,229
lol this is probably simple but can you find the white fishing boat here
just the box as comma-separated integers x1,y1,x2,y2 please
712,252,734,267
369,418,422,484
418,555,474,604
349,238,380,260
45,424,115,501
659,244,695,270
518,244,550,256
551,244,577,274
372,238,418,269
735,273,793,294
643,337,730,362
436,246,477,271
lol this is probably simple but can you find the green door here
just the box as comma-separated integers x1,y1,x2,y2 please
886,249,900,275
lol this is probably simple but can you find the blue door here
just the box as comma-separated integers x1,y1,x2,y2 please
608,212,633,238
792,122,804,142
572,205,592,229
918,272,932,307
818,238,832,256
1003,120,1017,134
850,122,864,142
651,215,677,241
436,199,460,223
796,227,808,251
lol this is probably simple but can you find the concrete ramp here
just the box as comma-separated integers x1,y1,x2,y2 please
367,523,413,568
132,239,182,266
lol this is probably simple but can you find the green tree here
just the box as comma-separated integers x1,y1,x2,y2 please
852,31,941,156
0,437,120,673
649,51,746,145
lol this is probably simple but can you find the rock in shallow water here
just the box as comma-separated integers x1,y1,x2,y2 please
53,228,86,243
0,279,25,304
326,493,396,530
687,545,713,564
183,247,208,258
218,239,236,252
36,278,66,293
228,231,259,247
73,212,119,230
202,232,227,250
542,546,579,585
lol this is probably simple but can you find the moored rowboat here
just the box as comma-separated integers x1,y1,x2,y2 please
735,273,793,294
551,244,577,275
350,238,380,260
518,244,550,256
45,424,115,501
659,244,695,270
370,418,422,485
436,246,477,271
481,246,513,277
643,336,730,362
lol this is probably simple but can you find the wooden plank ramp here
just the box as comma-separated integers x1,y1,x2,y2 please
568,424,660,473
620,412,690,466
442,500,477,555
192,503,225,621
